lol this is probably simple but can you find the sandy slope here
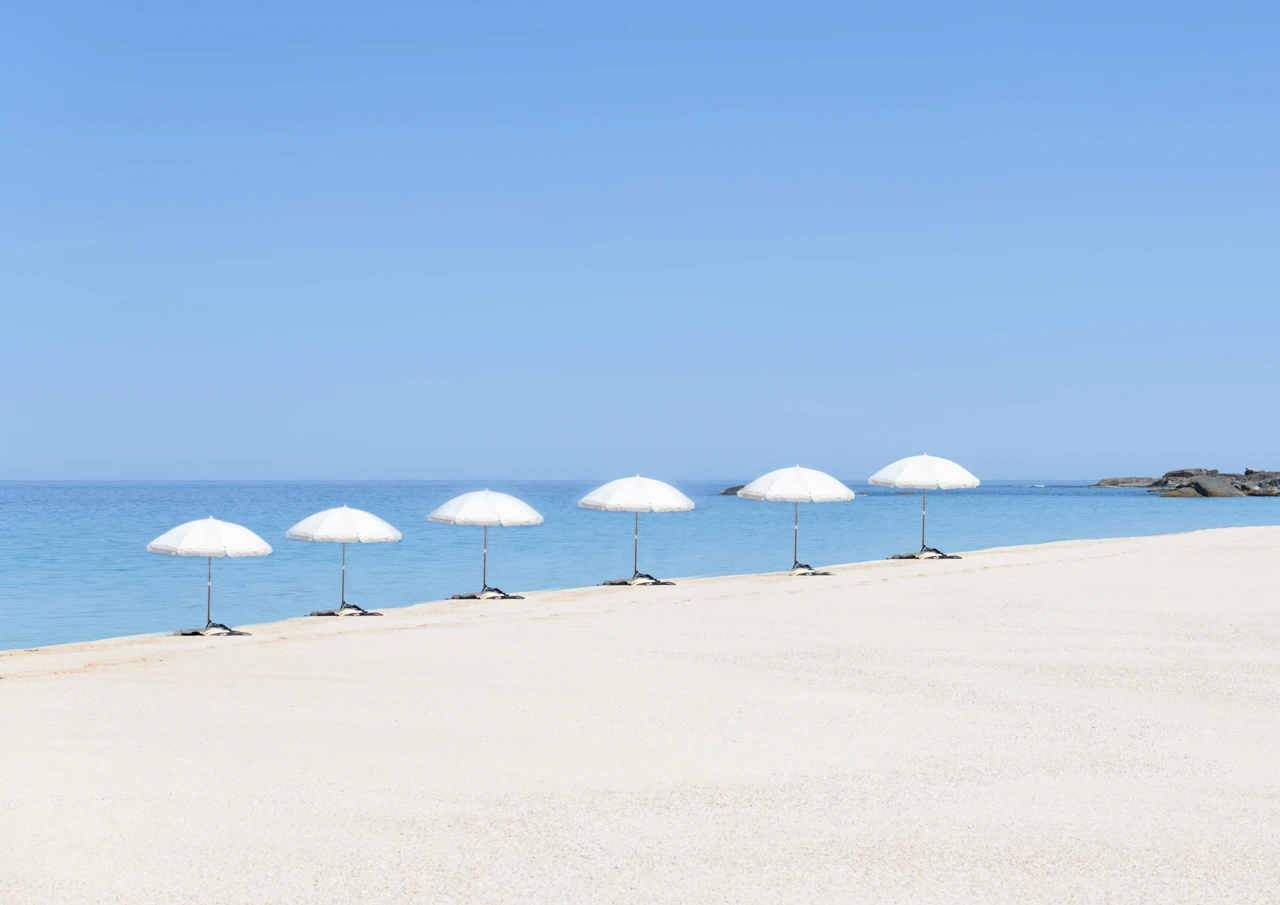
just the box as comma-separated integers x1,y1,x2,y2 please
2,527,1278,904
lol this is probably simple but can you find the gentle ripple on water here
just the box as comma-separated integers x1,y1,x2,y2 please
1,480,1276,650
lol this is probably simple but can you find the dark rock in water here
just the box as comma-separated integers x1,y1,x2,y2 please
1150,468,1234,490
1104,467,1280,498
1241,469,1280,495
720,485,745,495
1164,468,1218,479
1186,475,1246,497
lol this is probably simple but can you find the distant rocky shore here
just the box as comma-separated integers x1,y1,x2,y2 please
1092,468,1280,497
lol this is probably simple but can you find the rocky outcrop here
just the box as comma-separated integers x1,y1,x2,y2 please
720,485,745,495
1092,477,1157,487
1163,468,1218,480
1094,468,1280,497
1240,476,1280,495
1186,475,1246,498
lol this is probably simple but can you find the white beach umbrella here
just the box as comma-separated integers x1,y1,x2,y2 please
147,517,272,632
579,476,694,583
868,454,979,555
738,466,854,574
286,506,402,615
427,490,543,597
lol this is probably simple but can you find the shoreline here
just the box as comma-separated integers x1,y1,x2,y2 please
5,480,1279,655
1,523,1269,662
3,525,1278,903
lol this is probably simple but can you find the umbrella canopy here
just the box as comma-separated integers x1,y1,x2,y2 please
286,506,401,615
428,491,543,597
427,490,544,527
286,506,402,543
868,454,979,490
579,476,694,584
579,476,694,513
868,454,979,556
738,467,854,574
147,517,271,631
148,517,273,557
738,466,855,503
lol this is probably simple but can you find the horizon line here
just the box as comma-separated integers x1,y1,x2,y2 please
0,477,1098,484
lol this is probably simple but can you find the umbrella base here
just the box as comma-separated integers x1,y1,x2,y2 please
307,602,383,617
790,561,832,577
174,621,250,637
601,571,675,587
890,546,962,561
451,585,523,600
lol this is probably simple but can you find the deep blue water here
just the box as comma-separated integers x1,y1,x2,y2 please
1,480,1277,650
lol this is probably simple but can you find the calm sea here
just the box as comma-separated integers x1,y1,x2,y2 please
2,480,1277,651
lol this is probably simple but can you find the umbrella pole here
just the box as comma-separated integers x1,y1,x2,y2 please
921,488,928,552
483,525,488,590
634,511,639,576
794,502,799,568
341,542,346,606
206,555,212,625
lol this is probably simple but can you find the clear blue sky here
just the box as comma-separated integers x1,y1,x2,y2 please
3,2,1276,480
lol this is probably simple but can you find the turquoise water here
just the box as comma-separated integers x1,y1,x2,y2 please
2,480,1277,651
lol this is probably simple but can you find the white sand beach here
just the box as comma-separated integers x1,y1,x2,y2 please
2,527,1278,904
